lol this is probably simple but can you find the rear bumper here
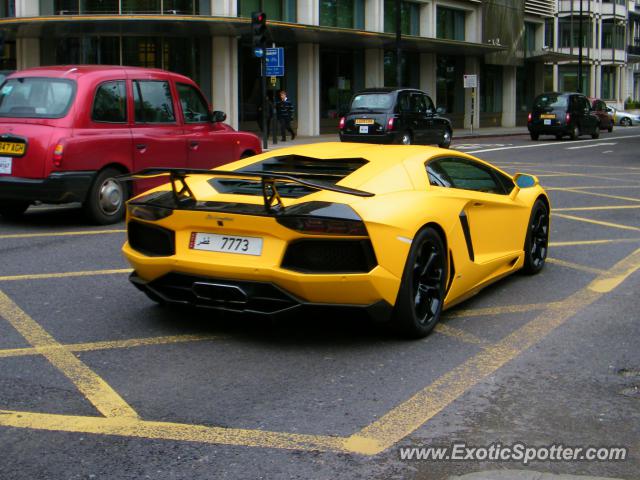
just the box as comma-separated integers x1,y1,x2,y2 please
0,171,95,204
339,132,398,144
130,271,393,322
527,123,570,135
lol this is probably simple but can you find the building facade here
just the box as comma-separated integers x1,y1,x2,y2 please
553,0,640,105
0,0,575,135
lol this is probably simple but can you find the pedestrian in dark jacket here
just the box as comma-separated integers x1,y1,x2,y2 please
276,90,295,141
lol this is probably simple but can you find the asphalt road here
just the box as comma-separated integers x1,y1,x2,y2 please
0,128,639,480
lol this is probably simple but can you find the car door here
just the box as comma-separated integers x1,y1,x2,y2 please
575,95,597,134
176,82,236,169
130,79,187,191
411,92,432,144
397,91,419,142
427,157,529,264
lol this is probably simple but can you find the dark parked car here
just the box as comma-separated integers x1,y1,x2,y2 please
528,92,600,140
589,97,614,132
339,88,453,148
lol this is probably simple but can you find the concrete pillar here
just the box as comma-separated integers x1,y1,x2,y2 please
297,0,319,25
534,62,545,95
15,0,39,16
16,38,40,70
364,49,384,87
502,65,516,127
420,3,435,37
420,53,437,97
590,63,597,98
297,43,320,136
365,0,384,31
552,64,559,91
594,63,601,98
464,56,479,129
211,36,239,130
210,0,236,16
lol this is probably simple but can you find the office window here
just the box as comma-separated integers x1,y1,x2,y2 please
480,64,502,114
121,0,160,13
558,17,591,48
602,20,625,49
436,7,465,41
0,0,15,17
524,22,537,55
239,0,296,22
384,0,420,36
601,66,616,99
320,0,365,29
544,18,554,48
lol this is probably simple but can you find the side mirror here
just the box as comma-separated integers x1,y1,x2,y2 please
436,107,446,115
211,110,226,123
513,173,539,189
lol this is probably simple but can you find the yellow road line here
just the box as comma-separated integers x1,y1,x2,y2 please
344,247,640,455
550,238,640,247
546,257,606,275
446,302,561,318
533,171,640,183
547,186,640,191
553,213,640,232
0,410,346,453
552,189,640,203
0,334,219,359
0,269,132,282
0,290,138,419
554,205,640,212
433,324,488,346
0,230,125,240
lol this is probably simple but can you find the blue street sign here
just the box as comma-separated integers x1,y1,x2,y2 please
263,47,284,77
253,47,264,58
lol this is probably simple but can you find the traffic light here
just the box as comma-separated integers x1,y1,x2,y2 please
251,11,267,50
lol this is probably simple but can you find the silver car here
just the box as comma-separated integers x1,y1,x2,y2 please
606,106,640,126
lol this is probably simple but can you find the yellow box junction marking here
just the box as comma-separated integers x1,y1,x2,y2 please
554,205,640,212
0,248,639,455
0,269,132,282
546,257,606,275
0,291,138,419
0,229,125,240
553,213,640,232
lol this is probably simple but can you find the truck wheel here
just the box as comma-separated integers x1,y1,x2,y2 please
0,201,30,220
83,168,127,225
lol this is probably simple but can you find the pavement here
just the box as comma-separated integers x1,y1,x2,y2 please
262,126,530,150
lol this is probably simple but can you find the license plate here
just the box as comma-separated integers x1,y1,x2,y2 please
355,119,374,125
0,142,26,156
359,126,369,134
189,232,263,256
0,157,11,174
540,114,556,119
544,119,551,125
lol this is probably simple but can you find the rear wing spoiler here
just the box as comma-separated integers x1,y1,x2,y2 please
118,167,374,212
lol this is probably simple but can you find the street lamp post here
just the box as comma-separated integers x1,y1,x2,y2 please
578,0,583,93
395,0,402,87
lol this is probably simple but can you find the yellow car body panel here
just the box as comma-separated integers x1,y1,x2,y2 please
122,143,549,314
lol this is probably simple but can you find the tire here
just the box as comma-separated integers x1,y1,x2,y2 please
240,150,255,159
569,125,580,140
83,168,127,225
392,227,448,338
555,134,563,140
522,199,549,275
0,201,30,220
438,127,452,148
607,123,613,133
398,131,412,145
530,132,539,141
620,117,631,126
591,127,600,139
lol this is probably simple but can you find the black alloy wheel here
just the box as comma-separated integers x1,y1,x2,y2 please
399,131,412,145
530,132,539,141
0,200,30,220
393,227,447,338
522,199,549,275
438,127,452,148
570,125,580,140
620,117,632,126
591,127,600,139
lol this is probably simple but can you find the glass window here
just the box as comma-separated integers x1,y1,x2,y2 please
54,0,79,14
350,93,394,110
410,93,426,113
0,0,16,17
558,17,591,48
133,80,176,123
424,95,435,113
383,50,419,87
122,37,162,68
601,66,616,99
427,158,505,194
82,0,119,13
122,0,160,13
397,92,411,113
602,20,625,49
177,83,210,123
436,7,465,41
436,55,464,115
524,22,537,55
534,94,568,109
239,0,294,22
544,18,554,48
92,80,127,123
0,78,76,118
480,64,502,114
384,0,420,36
320,0,364,29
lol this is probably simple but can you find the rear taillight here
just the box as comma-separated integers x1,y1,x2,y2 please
339,117,346,130
565,113,571,123
387,117,395,131
52,142,64,168
277,216,367,236
527,113,532,123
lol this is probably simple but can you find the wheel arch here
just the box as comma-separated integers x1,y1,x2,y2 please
416,221,451,285
240,149,256,159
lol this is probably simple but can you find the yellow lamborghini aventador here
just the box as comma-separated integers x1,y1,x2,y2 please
121,143,550,338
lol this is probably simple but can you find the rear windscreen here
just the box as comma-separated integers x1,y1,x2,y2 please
209,155,368,198
0,77,76,118
534,94,568,109
350,93,394,111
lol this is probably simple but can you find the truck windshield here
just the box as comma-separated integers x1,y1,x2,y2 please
0,77,76,118
350,93,394,111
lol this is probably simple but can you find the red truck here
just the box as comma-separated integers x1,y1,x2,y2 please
0,66,261,224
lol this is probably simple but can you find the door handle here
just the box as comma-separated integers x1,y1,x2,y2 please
136,144,147,150
189,141,199,149
472,202,484,207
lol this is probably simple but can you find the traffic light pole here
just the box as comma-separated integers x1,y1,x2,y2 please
261,56,268,150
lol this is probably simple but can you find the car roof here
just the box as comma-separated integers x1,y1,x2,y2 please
356,87,424,94
7,65,194,83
